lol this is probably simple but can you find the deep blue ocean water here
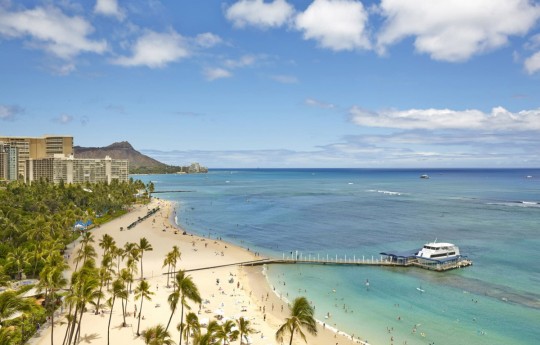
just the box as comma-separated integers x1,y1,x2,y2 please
137,169,540,345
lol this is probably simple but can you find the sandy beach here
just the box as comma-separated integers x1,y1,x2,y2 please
30,198,362,345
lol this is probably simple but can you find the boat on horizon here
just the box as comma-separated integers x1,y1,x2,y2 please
420,174,430,179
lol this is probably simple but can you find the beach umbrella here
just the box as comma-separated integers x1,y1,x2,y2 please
199,317,209,327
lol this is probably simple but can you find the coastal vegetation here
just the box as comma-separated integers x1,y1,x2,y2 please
0,178,148,344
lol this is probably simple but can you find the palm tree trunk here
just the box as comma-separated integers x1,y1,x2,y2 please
95,281,104,315
288,325,296,345
165,305,176,331
166,264,170,287
136,295,144,335
121,298,127,327
66,305,79,345
179,303,185,345
140,253,144,280
61,304,73,345
75,304,85,344
107,296,116,345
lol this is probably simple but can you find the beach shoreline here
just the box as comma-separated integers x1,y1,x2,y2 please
31,197,368,345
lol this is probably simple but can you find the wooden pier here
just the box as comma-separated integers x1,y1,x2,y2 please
174,253,472,275
240,253,473,272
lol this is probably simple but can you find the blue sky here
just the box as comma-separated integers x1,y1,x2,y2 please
1,0,540,168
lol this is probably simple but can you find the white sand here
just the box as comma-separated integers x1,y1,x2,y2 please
31,198,363,345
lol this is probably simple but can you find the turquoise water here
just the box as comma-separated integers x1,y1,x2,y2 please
138,169,540,345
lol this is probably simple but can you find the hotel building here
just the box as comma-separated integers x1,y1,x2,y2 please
25,154,129,184
0,135,73,180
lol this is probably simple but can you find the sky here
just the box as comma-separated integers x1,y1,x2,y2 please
1,0,540,168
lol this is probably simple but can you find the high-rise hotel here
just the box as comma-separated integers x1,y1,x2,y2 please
0,135,128,184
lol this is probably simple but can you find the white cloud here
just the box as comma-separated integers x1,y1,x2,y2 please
0,104,23,121
350,106,540,131
112,30,190,68
377,0,540,62
0,6,107,59
50,62,76,76
224,55,256,68
270,74,298,83
225,0,294,29
194,32,222,48
305,98,335,109
204,67,232,81
94,0,125,21
295,0,371,51
53,114,74,124
524,51,540,74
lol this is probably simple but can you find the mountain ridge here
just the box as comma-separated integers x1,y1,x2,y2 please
74,141,207,174
74,141,165,170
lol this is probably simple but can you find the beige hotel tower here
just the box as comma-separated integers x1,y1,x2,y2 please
0,135,128,184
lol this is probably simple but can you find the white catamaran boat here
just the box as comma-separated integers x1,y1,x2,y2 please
416,242,460,260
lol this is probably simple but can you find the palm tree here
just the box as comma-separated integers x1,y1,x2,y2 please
99,234,116,257
124,242,140,291
94,253,114,314
169,246,181,290
178,312,200,345
38,253,68,345
143,324,175,345
73,242,97,271
6,248,29,280
214,319,239,345
162,252,174,288
70,263,101,344
275,297,317,345
0,291,27,325
135,280,154,336
137,237,153,280
236,317,255,345
193,321,219,345
113,246,125,274
107,279,127,345
166,270,202,338
119,268,133,326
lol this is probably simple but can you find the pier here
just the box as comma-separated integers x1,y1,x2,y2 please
175,252,472,274
151,190,195,193
241,252,473,272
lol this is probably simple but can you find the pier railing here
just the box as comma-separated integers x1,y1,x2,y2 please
240,252,473,272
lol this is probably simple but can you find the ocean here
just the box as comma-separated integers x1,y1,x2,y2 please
137,169,540,345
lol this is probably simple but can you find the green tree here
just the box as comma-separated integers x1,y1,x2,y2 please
99,234,116,257
178,312,200,345
6,248,29,280
93,253,114,315
236,317,255,345
135,280,154,336
193,321,219,345
37,252,68,345
163,252,174,288
68,261,100,345
107,278,127,345
214,319,239,345
137,237,153,280
168,246,181,290
166,270,202,338
275,297,317,345
143,324,175,345
0,291,27,325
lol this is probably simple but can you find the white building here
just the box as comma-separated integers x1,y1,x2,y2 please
25,154,128,184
